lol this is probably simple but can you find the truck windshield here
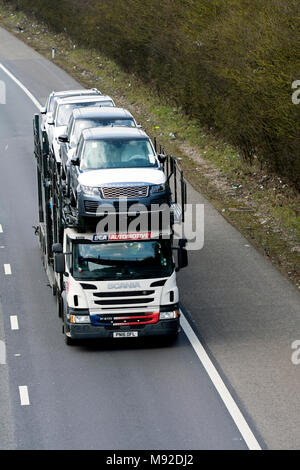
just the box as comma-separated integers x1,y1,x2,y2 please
81,139,157,169
71,118,135,146
56,101,114,126
72,240,173,281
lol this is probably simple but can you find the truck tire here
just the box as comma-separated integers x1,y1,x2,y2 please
65,332,75,346
62,303,76,346
165,332,179,345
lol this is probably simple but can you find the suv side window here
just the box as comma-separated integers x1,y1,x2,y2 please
65,236,72,272
67,116,74,140
76,136,84,161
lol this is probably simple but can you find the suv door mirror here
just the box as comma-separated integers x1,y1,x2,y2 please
58,134,69,143
71,156,80,166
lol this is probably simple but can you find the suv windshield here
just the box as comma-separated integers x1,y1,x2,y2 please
72,240,173,281
56,101,113,126
81,138,157,169
71,118,135,146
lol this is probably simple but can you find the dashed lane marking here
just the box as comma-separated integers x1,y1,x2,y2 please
4,264,11,275
10,316,19,331
19,386,30,406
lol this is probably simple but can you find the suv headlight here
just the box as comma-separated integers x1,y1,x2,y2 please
150,184,166,194
80,185,100,197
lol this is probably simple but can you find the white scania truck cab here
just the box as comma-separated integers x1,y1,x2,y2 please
53,229,187,344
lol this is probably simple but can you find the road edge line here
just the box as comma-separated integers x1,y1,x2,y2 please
180,312,262,450
0,62,41,110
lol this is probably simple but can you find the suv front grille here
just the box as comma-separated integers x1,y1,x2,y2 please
101,186,149,199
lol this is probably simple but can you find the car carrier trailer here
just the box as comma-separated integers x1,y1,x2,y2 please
33,112,188,345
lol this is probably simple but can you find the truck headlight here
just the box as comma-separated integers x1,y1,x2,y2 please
70,315,91,324
159,310,178,320
150,184,165,194
80,185,100,197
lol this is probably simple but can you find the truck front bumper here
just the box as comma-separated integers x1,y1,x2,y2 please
65,318,180,340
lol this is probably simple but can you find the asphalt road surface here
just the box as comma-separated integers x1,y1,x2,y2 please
0,26,299,450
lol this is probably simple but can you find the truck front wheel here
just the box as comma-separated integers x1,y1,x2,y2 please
62,303,76,346
65,331,75,346
57,295,63,319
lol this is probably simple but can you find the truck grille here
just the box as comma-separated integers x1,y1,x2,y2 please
90,311,159,327
93,290,154,298
101,186,149,199
94,298,154,305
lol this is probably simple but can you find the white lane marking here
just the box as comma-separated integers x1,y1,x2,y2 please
181,313,261,450
19,386,30,406
0,340,6,365
10,316,19,331
0,62,41,110
0,224,3,233
4,264,12,275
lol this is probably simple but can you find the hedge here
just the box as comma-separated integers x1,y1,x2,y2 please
6,0,300,187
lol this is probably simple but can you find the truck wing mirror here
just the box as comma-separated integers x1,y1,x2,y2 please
58,134,69,143
54,253,65,274
175,239,188,271
176,247,188,271
40,106,47,115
